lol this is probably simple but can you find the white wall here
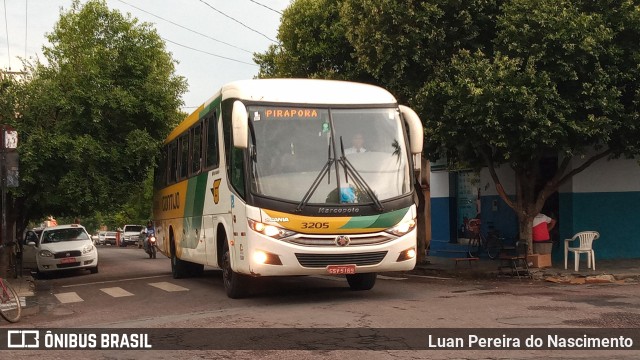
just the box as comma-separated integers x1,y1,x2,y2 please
560,153,640,194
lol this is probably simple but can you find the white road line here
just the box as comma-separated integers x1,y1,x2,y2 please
100,287,134,297
310,275,345,282
404,273,452,280
55,292,83,303
61,275,170,288
377,275,408,281
149,282,189,292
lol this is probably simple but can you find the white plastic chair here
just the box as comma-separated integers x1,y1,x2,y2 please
564,231,600,271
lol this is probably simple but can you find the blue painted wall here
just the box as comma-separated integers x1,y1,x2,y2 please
558,192,640,260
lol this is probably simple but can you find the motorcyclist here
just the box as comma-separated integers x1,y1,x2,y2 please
142,220,155,252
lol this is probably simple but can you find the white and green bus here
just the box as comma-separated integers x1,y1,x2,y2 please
153,79,423,298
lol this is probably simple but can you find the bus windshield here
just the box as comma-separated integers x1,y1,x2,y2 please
249,106,411,205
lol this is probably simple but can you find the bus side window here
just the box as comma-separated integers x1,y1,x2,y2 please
179,134,189,180
191,123,202,175
168,141,178,184
205,112,219,169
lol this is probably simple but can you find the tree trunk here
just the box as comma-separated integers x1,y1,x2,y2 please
415,157,431,264
518,215,535,255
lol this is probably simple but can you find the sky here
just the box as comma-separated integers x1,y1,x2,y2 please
0,0,291,110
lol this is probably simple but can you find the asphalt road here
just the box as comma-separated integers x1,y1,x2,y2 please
3,245,640,359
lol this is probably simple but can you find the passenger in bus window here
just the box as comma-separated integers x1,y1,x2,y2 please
344,133,367,155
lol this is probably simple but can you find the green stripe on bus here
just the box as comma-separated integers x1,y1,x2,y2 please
339,208,408,230
184,173,208,218
199,96,221,119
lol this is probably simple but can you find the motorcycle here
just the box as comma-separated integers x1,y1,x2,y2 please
143,231,157,259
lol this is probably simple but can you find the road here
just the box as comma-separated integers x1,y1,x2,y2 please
3,246,640,359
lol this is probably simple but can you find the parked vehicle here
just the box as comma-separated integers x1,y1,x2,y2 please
119,225,144,247
22,224,99,275
104,231,117,245
97,231,106,245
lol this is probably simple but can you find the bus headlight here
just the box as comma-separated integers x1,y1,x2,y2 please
385,218,416,236
396,247,417,262
248,219,296,239
252,250,283,265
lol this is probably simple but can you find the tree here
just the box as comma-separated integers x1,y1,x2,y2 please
14,0,187,231
416,0,640,250
259,0,640,252
254,0,372,82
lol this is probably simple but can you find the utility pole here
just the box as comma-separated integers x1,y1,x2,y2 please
1,125,18,246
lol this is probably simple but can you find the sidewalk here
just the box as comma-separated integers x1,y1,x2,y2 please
4,275,38,317
412,256,640,284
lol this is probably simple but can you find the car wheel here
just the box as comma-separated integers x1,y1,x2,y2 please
90,265,99,274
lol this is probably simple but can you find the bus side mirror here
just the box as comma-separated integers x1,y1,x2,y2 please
399,105,423,154
232,100,249,149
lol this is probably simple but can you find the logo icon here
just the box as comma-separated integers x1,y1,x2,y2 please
334,235,351,247
211,179,222,204
7,330,40,348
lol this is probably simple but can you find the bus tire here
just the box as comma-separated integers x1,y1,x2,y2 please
171,249,189,279
346,273,377,291
222,241,249,299
189,263,204,277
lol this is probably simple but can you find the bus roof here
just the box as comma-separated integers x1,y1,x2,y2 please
166,79,398,144
220,78,397,105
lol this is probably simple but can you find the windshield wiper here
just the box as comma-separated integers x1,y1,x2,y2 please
338,137,384,212
296,142,334,212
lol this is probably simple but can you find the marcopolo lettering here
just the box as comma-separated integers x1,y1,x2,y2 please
318,207,360,214
162,192,180,211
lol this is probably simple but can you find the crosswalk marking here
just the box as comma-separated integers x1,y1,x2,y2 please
53,281,193,303
55,292,83,303
149,282,189,292
101,287,134,297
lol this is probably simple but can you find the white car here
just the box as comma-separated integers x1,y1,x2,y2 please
22,224,99,274
97,231,107,245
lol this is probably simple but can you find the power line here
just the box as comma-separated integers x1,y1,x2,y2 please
116,0,253,54
162,37,257,66
24,0,27,60
198,0,279,44
3,0,10,69
248,0,283,15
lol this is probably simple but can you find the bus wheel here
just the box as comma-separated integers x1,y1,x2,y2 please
222,241,249,299
346,273,377,291
189,263,204,277
171,250,188,279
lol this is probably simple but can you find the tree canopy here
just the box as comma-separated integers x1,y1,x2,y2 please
13,0,187,230
257,0,640,249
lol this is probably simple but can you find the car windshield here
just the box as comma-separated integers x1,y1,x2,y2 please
42,228,90,244
125,226,143,232
106,232,116,236
249,106,411,205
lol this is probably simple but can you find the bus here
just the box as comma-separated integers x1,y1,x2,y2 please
153,78,423,298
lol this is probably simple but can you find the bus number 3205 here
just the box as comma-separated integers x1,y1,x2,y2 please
301,222,329,229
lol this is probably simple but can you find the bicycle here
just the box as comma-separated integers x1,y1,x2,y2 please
1,243,22,322
466,220,503,259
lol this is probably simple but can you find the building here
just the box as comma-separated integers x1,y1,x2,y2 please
429,153,640,260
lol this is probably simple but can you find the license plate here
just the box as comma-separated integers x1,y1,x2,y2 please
61,257,76,264
326,265,356,275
